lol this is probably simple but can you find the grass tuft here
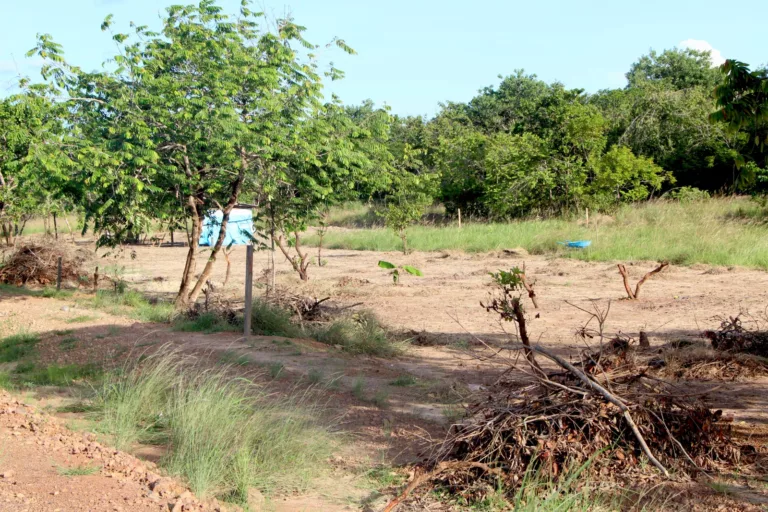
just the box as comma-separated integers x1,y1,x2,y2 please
57,464,100,477
251,300,303,338
96,352,335,501
173,312,239,334
312,311,403,357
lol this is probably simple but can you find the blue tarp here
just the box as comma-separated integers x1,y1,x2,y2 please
199,209,254,247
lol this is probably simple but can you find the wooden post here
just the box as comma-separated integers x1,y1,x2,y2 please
56,256,62,290
93,266,99,292
457,208,462,229
244,244,254,341
53,213,58,240
585,208,589,227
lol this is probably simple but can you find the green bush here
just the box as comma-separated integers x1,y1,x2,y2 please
312,311,403,357
251,300,303,338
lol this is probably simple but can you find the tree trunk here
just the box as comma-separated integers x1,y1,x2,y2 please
183,161,247,306
175,195,203,308
53,213,58,240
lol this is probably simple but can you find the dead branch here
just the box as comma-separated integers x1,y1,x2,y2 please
617,262,669,299
520,271,538,309
530,343,670,477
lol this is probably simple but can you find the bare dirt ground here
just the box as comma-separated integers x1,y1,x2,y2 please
3,241,768,510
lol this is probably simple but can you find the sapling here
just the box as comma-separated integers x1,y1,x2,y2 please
377,260,422,285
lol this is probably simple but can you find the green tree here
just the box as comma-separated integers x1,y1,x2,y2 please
626,48,721,90
711,60,768,185
0,86,74,245
31,1,354,306
591,146,672,202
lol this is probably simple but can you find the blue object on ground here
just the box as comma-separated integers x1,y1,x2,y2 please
558,240,592,248
199,209,254,246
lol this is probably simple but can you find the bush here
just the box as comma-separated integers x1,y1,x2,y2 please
312,311,404,357
665,186,711,202
251,300,303,338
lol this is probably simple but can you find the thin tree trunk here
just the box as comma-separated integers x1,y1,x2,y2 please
53,213,58,240
184,160,247,305
175,195,203,307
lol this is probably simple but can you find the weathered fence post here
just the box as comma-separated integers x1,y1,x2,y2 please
56,256,62,290
244,244,254,341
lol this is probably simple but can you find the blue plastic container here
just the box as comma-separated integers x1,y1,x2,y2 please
558,240,592,249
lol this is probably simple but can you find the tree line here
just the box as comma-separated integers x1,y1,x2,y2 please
0,0,766,305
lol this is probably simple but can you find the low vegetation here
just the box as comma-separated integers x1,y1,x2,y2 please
95,352,336,502
308,198,768,269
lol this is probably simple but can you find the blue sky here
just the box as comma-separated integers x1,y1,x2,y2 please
2,0,766,116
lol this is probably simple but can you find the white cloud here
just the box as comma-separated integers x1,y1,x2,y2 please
679,39,725,67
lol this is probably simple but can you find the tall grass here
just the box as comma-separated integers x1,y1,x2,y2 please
95,352,335,502
306,198,768,269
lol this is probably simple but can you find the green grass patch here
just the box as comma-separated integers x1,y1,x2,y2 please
305,198,768,269
312,311,404,357
95,352,336,502
41,288,74,299
56,464,100,477
0,371,13,390
60,336,78,350
218,350,251,367
14,363,102,386
85,290,174,323
66,315,97,324
53,329,75,336
389,375,418,387
251,300,303,338
0,332,40,363
173,312,239,334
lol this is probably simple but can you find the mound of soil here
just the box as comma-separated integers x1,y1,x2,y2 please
0,390,221,511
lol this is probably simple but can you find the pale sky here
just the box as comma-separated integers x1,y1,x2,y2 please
2,0,766,115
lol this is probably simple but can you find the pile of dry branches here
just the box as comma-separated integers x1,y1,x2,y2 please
704,315,768,357
264,287,361,322
386,285,759,509
0,242,91,286
424,343,747,502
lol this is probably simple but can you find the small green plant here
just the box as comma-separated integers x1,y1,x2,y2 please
352,377,366,400
268,361,285,379
377,260,422,285
56,465,101,477
251,300,303,338
389,375,417,387
57,464,100,477
53,329,75,336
